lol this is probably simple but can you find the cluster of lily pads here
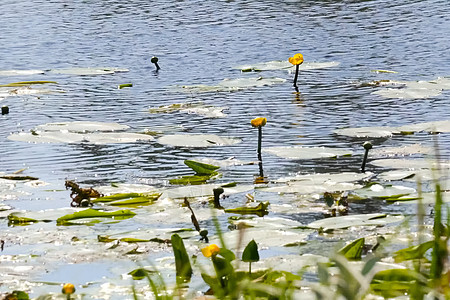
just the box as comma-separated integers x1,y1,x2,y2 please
1,56,450,299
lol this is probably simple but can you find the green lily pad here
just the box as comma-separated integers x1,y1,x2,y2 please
180,77,286,93
92,193,161,206
157,134,241,147
56,208,136,225
352,184,416,200
169,174,218,185
263,146,352,159
234,60,340,72
48,67,129,75
224,201,270,216
307,213,404,230
0,81,57,87
184,160,220,175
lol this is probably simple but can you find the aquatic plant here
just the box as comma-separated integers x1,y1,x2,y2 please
360,141,372,173
288,52,304,88
62,283,76,300
251,117,267,180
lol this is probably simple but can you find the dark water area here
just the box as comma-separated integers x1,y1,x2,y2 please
0,0,449,297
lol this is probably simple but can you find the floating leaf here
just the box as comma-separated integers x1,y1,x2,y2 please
352,184,416,200
338,238,365,260
48,67,129,75
370,144,433,157
169,174,218,185
184,160,220,175
149,102,228,118
369,158,450,170
372,77,450,99
180,77,286,93
234,60,340,72
0,81,57,87
56,208,136,224
128,268,154,280
307,213,404,230
8,213,39,225
260,181,361,194
157,134,241,147
0,175,39,181
225,202,269,216
334,126,399,138
0,69,45,76
275,172,372,184
371,69,398,73
118,83,132,89
36,121,129,132
263,146,352,159
397,120,450,134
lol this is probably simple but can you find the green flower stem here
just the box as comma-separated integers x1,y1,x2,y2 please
293,64,300,87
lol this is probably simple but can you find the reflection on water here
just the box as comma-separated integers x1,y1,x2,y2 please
0,0,449,297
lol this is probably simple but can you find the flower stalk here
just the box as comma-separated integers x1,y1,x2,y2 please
288,53,304,88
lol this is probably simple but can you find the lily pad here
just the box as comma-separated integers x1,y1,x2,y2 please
56,208,136,225
275,172,372,184
224,201,270,216
369,158,450,170
160,183,253,199
0,69,45,76
397,120,450,134
334,126,399,138
260,181,362,194
352,184,416,200
48,67,129,76
184,160,220,175
307,213,404,230
149,102,228,118
36,121,129,132
370,144,433,157
234,60,340,72
263,146,352,160
0,81,57,87
180,77,286,93
157,134,241,147
92,193,161,206
371,77,450,99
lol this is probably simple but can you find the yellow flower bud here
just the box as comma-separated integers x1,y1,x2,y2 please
62,283,76,295
288,53,304,66
201,244,220,257
251,117,267,128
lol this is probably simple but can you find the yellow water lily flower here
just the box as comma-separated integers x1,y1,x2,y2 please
201,244,220,257
251,117,267,128
62,283,76,295
288,53,304,66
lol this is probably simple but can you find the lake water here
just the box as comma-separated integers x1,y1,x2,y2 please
0,0,449,298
